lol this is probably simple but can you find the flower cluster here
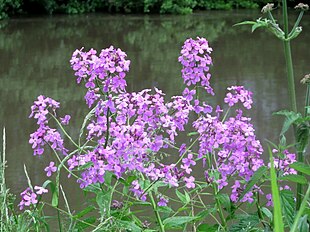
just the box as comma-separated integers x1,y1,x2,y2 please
18,186,48,210
270,149,297,175
193,109,264,202
67,88,195,190
178,37,213,95
29,96,68,156
25,37,280,212
224,86,253,109
70,46,130,107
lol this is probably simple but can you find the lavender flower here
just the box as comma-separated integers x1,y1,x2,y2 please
224,86,253,109
178,37,213,95
18,186,48,210
44,161,57,177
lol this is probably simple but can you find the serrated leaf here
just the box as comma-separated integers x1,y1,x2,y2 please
273,110,302,136
280,190,295,227
163,216,196,229
289,162,310,176
280,174,308,185
239,166,267,201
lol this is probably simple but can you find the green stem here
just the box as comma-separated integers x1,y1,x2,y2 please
304,83,310,117
282,42,297,113
212,183,227,231
149,192,165,232
290,184,310,232
104,108,110,148
57,209,62,232
288,11,304,38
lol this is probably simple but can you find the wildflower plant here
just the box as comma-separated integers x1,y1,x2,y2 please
15,33,309,231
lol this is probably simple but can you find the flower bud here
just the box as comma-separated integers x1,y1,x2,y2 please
294,3,309,11
301,74,310,84
261,3,274,13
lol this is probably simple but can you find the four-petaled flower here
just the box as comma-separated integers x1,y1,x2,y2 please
44,161,57,177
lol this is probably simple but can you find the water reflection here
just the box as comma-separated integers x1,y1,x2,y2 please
0,10,309,212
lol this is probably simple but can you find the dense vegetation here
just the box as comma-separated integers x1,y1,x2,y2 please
0,0,300,19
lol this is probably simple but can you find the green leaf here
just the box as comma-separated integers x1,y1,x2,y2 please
273,110,302,136
216,193,232,213
233,21,256,26
239,166,267,201
76,216,96,230
163,216,196,229
261,207,273,221
175,189,189,204
269,147,284,232
279,174,308,185
96,190,111,217
187,131,199,136
289,162,310,176
73,205,95,219
115,219,142,232
196,208,216,219
79,106,96,139
290,185,310,232
280,190,295,227
197,223,218,232
229,214,260,231
297,215,309,232
296,122,310,153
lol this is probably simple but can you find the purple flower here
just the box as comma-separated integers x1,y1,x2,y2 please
184,176,195,189
158,196,169,207
44,162,57,177
60,115,71,125
18,188,38,210
178,37,213,95
224,86,253,109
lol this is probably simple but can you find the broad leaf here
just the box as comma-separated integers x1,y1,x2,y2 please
297,215,309,232
290,162,310,176
280,174,308,185
280,190,295,227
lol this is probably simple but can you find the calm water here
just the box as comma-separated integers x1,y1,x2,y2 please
0,10,309,213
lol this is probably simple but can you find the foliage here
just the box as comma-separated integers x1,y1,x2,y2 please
0,0,302,19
